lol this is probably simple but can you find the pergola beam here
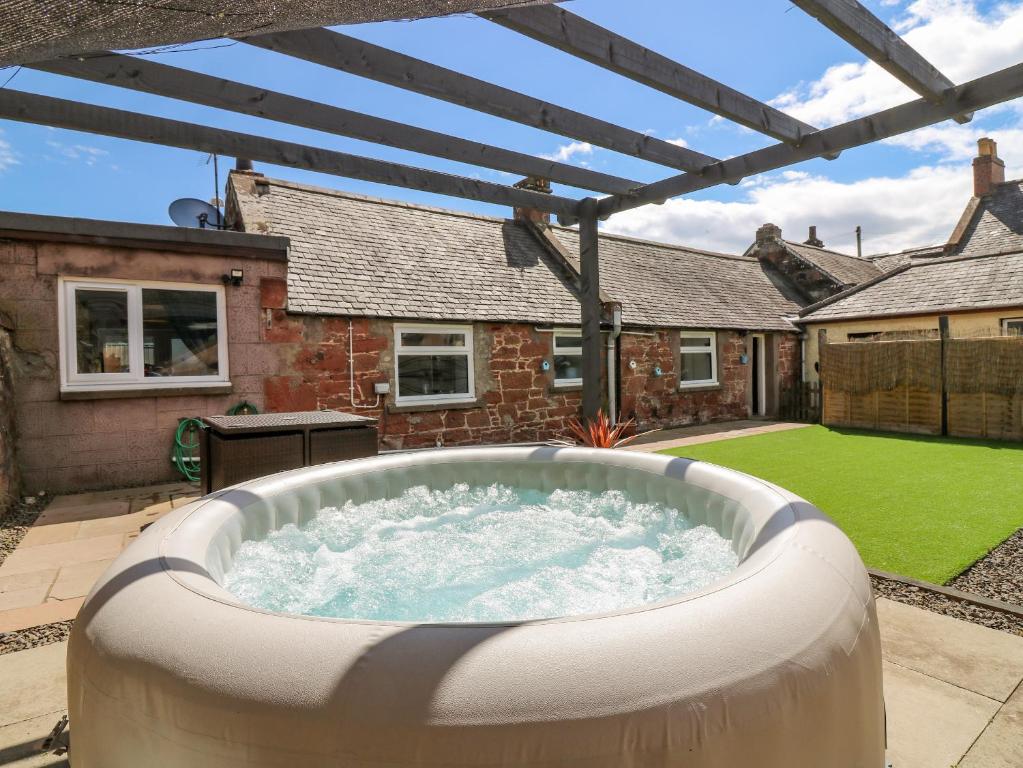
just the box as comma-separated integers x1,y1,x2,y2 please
243,28,720,173
583,60,1023,224
482,4,819,145
30,54,639,197
0,89,582,217
791,0,970,123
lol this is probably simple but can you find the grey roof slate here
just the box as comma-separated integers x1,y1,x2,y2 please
553,228,801,331
231,175,801,330
783,241,883,286
955,180,1023,257
801,252,1023,322
865,244,945,272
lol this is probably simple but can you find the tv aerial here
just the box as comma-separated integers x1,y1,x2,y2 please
168,198,224,229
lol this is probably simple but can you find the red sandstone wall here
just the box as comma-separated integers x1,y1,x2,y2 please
260,297,589,450
0,239,286,493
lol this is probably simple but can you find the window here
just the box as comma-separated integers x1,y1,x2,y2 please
553,331,583,386
679,331,718,388
60,279,228,392
1002,318,1023,336
394,324,475,405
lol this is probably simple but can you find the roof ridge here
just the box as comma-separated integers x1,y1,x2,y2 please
864,244,943,259
551,225,751,262
253,174,513,226
783,239,866,260
904,247,1023,267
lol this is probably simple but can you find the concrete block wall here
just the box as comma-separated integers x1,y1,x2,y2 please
0,238,286,494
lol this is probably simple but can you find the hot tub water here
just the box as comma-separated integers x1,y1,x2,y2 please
223,482,738,622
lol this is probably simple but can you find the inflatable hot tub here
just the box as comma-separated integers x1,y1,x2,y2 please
68,447,884,767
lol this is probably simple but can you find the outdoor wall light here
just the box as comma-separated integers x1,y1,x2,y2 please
740,354,749,365
540,360,551,372
653,366,663,377
628,360,638,370
222,268,244,287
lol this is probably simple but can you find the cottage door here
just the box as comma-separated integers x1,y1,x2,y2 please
751,334,767,417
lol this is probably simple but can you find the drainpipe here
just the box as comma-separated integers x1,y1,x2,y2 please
607,305,622,425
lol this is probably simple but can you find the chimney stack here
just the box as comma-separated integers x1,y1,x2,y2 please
803,225,824,248
755,222,782,246
513,176,552,224
973,138,1004,197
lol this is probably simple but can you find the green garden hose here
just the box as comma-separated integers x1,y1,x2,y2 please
172,418,205,483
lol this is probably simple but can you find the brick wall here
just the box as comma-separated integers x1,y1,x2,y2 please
0,320,19,512
0,238,286,494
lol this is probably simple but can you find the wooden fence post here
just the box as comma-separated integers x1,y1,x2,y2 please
939,315,949,436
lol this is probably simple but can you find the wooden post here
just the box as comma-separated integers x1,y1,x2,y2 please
579,198,602,421
939,315,949,436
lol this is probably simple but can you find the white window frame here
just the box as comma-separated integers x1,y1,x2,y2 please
1001,317,1023,336
393,323,475,406
58,277,229,393
679,330,718,389
552,329,583,388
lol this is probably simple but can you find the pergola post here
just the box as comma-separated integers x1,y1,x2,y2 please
579,197,602,422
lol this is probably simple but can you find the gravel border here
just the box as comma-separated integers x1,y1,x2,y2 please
1,494,77,656
872,574,1023,638
949,528,1023,606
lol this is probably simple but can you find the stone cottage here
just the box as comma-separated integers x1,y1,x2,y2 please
2,171,804,495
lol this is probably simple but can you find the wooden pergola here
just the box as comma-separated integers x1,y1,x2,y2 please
2,0,1022,419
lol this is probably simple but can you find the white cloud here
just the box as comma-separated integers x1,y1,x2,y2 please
666,137,689,148
540,141,594,163
45,140,109,166
0,130,16,172
603,164,985,256
774,0,1023,126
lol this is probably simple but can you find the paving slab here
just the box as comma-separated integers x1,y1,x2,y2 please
34,501,130,526
0,585,50,612
0,571,56,595
624,420,811,453
17,523,80,549
882,660,1000,768
75,512,147,539
878,597,1023,702
0,598,84,633
0,534,126,577
958,681,1023,768
0,642,68,726
0,714,69,767
47,559,115,601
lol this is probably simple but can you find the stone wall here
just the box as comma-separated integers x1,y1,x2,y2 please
261,298,591,449
0,318,19,513
0,238,286,494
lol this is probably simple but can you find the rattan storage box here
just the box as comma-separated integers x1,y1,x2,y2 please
199,411,378,493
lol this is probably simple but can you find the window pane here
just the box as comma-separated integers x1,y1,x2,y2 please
75,289,129,374
555,334,582,350
398,355,470,397
1006,320,1023,337
554,354,582,381
400,331,465,348
681,352,713,382
681,335,712,348
142,289,219,377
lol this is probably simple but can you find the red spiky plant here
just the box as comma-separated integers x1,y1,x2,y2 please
564,409,643,449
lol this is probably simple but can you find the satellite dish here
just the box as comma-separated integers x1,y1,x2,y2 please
169,198,224,229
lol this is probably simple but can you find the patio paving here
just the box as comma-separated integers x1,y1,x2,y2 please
624,419,811,453
0,483,197,634
1,481,1022,766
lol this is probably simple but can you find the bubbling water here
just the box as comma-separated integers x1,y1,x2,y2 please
223,483,739,623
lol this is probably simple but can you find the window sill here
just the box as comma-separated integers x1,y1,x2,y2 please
550,383,583,393
387,398,482,414
60,383,234,401
678,383,721,394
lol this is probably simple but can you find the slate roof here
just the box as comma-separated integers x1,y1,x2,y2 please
229,176,581,325
554,228,800,331
865,244,945,272
954,180,1023,258
783,241,883,286
229,174,800,331
800,252,1023,322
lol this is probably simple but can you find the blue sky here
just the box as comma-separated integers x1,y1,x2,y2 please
1,0,1022,255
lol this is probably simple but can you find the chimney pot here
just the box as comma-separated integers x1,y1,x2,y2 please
513,176,552,224
973,138,1005,196
803,225,824,248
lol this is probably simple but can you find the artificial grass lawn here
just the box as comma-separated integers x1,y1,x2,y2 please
658,425,1023,584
